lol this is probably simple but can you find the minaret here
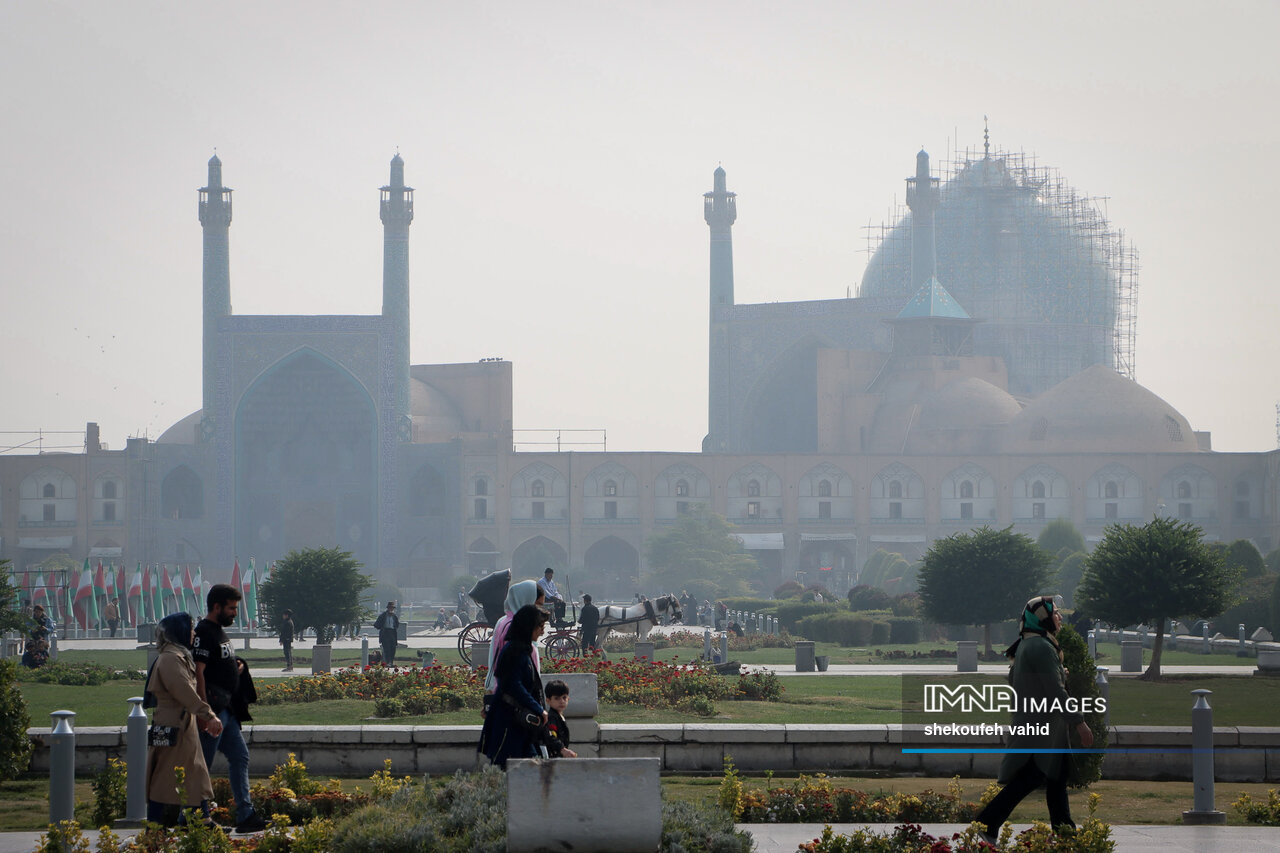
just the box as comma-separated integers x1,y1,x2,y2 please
380,153,414,438
905,149,940,291
198,154,232,438
704,166,737,451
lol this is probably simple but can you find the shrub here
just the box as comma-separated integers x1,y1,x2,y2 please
90,757,128,827
847,585,893,612
675,695,717,716
734,670,784,701
32,820,92,853
887,617,921,644
869,621,891,645
773,580,805,599
719,597,776,613
890,592,922,618
0,659,33,782
774,600,842,631
1233,789,1280,825
660,800,753,853
1059,624,1107,788
796,612,889,646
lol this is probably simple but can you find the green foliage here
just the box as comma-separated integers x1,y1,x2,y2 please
259,547,374,645
1038,518,1086,561
772,599,841,631
1233,789,1280,825
661,800,754,852
718,597,776,613
734,669,784,701
1265,549,1280,575
797,612,890,646
645,510,763,599
718,756,744,820
918,526,1054,649
16,661,143,685
1226,539,1267,579
887,617,922,644
847,585,893,611
0,561,26,636
1057,552,1089,608
740,775,980,824
890,593,922,618
90,758,128,826
1271,573,1280,639
859,550,912,591
266,752,328,796
1058,626,1107,788
773,580,805,599
1078,517,1240,677
0,659,33,783
33,820,92,853
1218,575,1277,634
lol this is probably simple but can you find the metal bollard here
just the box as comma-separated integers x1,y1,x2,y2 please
719,631,728,663
50,633,59,661
117,698,148,826
703,628,712,661
1202,623,1210,655
1238,624,1248,658
1094,667,1110,729
1182,689,1226,824
361,634,370,668
49,710,76,823
1088,629,1097,660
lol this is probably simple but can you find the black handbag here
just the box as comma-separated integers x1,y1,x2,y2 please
501,693,546,734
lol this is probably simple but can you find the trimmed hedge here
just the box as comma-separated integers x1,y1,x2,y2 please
795,612,890,646
773,600,843,631
887,617,922,644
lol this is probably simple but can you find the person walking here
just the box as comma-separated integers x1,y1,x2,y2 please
373,601,400,666
144,612,222,827
278,609,296,672
104,598,121,638
485,580,542,694
477,604,550,767
975,595,1094,843
578,593,601,655
194,583,266,834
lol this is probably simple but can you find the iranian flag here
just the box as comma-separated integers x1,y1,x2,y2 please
93,561,108,624
182,565,198,616
74,559,97,629
229,559,243,628
149,565,164,622
116,564,128,624
193,566,204,614
31,573,49,613
244,559,258,629
160,565,177,616
128,563,144,625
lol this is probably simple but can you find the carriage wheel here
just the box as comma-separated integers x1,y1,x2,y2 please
457,622,493,665
544,632,581,661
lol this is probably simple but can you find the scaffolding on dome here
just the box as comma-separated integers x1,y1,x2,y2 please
862,142,1139,385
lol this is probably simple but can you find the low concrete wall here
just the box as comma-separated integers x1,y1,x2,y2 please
28,723,1280,782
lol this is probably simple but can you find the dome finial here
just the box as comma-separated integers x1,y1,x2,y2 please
983,115,990,159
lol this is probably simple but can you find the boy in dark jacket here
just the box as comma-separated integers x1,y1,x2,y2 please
543,680,577,758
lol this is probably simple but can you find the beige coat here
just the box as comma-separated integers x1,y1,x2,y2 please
145,642,218,805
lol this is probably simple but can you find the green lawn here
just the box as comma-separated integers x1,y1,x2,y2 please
1092,641,1256,667
19,673,1278,728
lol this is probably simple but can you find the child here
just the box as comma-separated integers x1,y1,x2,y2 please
542,680,577,758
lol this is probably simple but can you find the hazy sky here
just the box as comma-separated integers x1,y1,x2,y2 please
3,1,1278,454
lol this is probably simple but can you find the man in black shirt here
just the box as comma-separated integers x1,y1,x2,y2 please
373,601,400,666
579,594,601,654
194,583,265,833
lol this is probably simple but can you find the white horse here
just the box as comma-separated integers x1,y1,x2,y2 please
596,594,684,641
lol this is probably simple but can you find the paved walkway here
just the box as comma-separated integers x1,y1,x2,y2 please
0,824,1274,853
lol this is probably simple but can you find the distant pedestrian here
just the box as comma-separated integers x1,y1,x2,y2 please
105,598,121,638
373,601,400,666
278,609,296,672
579,594,601,654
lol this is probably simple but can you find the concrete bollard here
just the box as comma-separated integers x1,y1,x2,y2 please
634,641,655,661
1238,624,1248,658
50,633,59,661
1182,689,1226,824
1202,623,1210,655
1095,667,1110,729
49,710,76,823
719,631,728,663
361,634,370,668
472,640,490,670
795,640,816,672
1087,629,1097,660
702,628,712,661
956,640,978,673
117,697,148,827
1121,640,1143,673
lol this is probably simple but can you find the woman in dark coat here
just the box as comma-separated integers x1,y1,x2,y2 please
976,595,1094,840
478,604,550,767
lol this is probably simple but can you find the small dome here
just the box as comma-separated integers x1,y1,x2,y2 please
916,377,1021,432
866,376,1020,455
157,410,202,445
1003,365,1198,453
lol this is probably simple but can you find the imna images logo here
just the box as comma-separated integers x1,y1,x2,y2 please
923,683,1017,713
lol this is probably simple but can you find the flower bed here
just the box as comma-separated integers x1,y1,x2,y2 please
256,664,485,714
730,772,982,824
542,655,783,713
1233,789,1280,825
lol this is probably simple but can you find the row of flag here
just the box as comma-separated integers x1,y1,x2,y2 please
8,558,273,631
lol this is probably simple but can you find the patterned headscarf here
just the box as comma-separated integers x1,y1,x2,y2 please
1004,595,1061,660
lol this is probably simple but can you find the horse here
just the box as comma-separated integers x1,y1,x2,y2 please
596,594,684,641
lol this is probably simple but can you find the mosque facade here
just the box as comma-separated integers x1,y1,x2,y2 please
2,146,1277,598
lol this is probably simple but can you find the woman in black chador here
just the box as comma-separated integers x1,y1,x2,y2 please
975,595,1094,841
478,604,550,767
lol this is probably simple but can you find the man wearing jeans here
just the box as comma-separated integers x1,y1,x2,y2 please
194,583,266,834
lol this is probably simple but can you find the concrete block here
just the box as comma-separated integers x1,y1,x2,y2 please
1110,726,1189,747
786,724,890,744
795,641,816,672
664,743,725,771
793,743,871,771
1237,727,1280,747
419,746,486,775
539,672,598,718
1267,749,1280,782
956,641,978,672
568,719,599,743
684,724,784,743
720,743,792,771
75,728,126,748
600,724,685,744
507,758,661,853
412,725,481,745
596,743,665,761
1215,750,1267,782
918,752,974,776
360,726,414,744
868,743,923,772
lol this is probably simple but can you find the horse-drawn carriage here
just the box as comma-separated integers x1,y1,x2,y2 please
458,569,684,664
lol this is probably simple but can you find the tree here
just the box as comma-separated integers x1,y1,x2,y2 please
1077,517,1240,679
1056,551,1088,608
1058,625,1107,788
1225,539,1266,579
1037,518,1085,563
847,585,893,612
0,659,33,783
917,526,1053,655
1265,549,1280,575
258,547,374,645
859,550,911,589
645,510,761,601
0,561,26,636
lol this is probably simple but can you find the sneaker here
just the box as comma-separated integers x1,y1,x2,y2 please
234,812,268,834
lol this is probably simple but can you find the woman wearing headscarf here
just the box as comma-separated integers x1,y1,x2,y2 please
477,604,550,767
975,595,1094,842
145,612,223,826
484,579,543,693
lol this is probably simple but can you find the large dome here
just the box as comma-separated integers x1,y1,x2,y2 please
859,151,1132,396
1003,365,1197,453
868,375,1021,456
